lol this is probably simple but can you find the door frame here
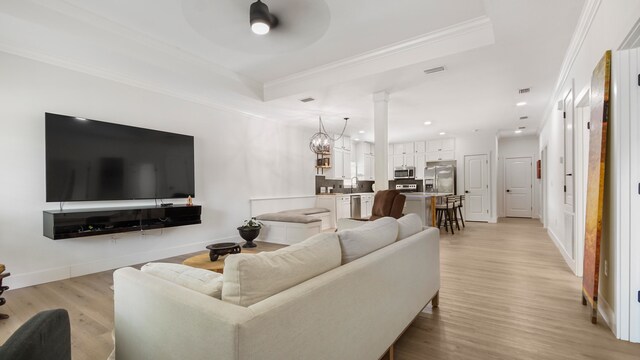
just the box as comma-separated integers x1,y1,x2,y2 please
503,156,533,218
541,146,547,228
464,153,490,222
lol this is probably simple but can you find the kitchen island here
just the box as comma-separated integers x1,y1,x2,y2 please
404,192,452,227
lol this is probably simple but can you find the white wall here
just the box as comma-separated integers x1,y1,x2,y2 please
0,52,316,289
497,135,540,218
538,0,640,338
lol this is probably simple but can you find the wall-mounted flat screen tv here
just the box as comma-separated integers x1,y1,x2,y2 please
45,113,195,202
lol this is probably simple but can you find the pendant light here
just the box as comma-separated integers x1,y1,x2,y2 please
309,117,349,154
250,0,278,35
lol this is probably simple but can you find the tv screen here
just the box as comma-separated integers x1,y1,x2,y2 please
45,113,195,202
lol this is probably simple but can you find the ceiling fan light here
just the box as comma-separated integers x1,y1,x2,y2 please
250,0,277,35
251,21,270,35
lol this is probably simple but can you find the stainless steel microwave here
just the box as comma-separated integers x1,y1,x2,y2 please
394,166,415,179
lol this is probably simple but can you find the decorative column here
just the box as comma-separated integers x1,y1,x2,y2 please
373,91,389,191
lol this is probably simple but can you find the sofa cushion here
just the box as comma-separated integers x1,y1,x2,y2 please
141,263,223,298
397,213,423,241
222,232,341,307
337,217,399,264
255,213,321,223
279,207,330,215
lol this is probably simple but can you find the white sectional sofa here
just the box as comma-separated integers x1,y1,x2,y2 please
113,215,440,360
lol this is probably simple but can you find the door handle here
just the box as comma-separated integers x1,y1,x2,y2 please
506,189,510,192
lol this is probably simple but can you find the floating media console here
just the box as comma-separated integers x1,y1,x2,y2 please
43,205,202,240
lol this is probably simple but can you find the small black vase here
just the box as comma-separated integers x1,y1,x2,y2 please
237,226,261,248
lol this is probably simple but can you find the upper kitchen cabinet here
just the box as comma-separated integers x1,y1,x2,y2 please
325,147,352,180
355,142,375,181
393,142,414,155
414,141,426,154
427,138,455,152
426,150,454,161
333,135,352,151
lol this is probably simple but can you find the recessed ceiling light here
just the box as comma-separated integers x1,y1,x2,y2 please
439,132,446,135
515,130,522,134
424,121,432,125
359,130,365,134
354,138,360,141
516,102,527,106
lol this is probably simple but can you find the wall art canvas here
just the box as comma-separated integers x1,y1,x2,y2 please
582,50,611,324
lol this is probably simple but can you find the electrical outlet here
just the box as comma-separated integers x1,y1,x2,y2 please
604,260,608,277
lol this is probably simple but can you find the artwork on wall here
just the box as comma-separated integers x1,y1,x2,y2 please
536,160,541,179
581,50,611,324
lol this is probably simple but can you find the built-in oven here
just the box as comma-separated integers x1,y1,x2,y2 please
394,166,415,179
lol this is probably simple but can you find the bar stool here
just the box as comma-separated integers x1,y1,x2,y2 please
0,264,9,320
436,196,458,234
453,195,465,229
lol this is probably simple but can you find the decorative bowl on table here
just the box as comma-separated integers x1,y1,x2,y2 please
206,242,242,262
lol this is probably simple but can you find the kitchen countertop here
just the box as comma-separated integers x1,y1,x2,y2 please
316,192,374,196
404,192,452,197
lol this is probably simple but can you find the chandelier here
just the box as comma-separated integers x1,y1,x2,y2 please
309,116,349,154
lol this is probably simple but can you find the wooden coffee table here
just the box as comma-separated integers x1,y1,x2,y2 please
182,241,284,273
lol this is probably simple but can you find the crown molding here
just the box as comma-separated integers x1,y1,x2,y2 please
264,16,495,101
537,0,601,134
0,42,268,122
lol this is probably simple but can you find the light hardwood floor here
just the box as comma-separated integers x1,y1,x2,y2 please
1,219,639,359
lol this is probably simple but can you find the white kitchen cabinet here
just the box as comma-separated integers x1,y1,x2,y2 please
414,141,426,154
427,138,455,152
415,154,426,179
342,136,351,151
336,195,351,220
361,194,374,218
394,142,414,155
355,142,375,181
393,143,404,155
441,138,455,151
392,154,405,168
388,156,395,179
333,135,351,151
426,151,454,161
326,148,352,180
367,154,375,180
334,148,344,179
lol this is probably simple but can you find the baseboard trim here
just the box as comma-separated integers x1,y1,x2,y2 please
8,234,240,289
598,293,617,337
547,228,576,274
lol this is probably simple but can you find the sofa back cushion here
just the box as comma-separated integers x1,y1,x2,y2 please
141,263,223,298
222,232,341,307
337,217,399,264
396,213,423,241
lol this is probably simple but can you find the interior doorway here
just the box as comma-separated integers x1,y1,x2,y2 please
504,157,533,218
464,154,490,222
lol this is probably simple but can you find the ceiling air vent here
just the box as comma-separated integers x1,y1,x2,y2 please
518,87,531,94
519,116,529,120
424,66,445,75
299,97,315,103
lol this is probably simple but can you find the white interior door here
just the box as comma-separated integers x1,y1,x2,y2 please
505,157,532,218
464,154,489,222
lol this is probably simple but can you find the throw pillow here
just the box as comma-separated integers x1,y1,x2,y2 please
396,213,423,241
337,216,399,264
222,232,341,307
141,263,223,298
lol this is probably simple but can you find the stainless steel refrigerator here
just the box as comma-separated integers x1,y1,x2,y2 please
424,160,456,194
